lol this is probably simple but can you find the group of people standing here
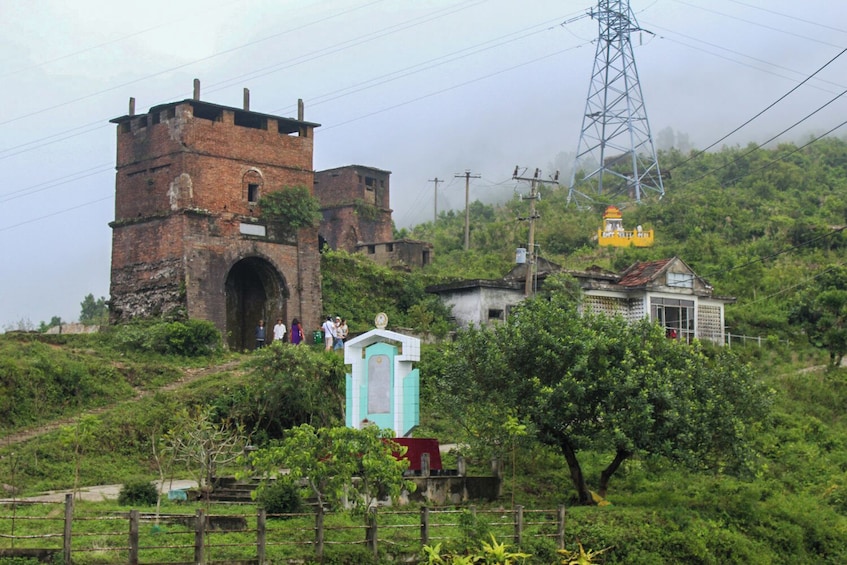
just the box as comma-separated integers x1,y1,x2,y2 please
255,317,306,349
321,315,348,351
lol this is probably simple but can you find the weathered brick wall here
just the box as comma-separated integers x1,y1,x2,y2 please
319,206,393,252
314,166,390,208
109,216,186,320
314,165,393,252
109,99,323,343
115,102,315,222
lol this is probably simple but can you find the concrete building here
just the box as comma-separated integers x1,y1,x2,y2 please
108,85,323,349
427,257,732,345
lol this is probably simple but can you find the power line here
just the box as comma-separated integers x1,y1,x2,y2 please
0,7,570,162
268,13,568,115
672,0,846,49
665,47,847,175
643,22,846,95
0,196,112,233
206,0,490,97
0,0,387,128
726,0,847,36
0,163,112,202
672,86,847,190
322,42,588,132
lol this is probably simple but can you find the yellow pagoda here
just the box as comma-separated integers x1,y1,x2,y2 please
597,205,654,247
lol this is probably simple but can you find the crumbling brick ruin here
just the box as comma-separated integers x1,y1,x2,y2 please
109,82,323,349
314,165,433,269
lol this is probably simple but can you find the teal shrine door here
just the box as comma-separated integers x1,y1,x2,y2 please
362,342,395,429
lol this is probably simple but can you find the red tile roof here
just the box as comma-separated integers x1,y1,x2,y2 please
617,258,674,287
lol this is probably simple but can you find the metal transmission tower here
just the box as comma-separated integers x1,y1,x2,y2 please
568,0,664,206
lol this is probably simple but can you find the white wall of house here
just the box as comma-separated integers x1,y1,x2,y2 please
440,286,524,329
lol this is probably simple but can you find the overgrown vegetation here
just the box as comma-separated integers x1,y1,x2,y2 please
258,185,322,232
5,138,847,561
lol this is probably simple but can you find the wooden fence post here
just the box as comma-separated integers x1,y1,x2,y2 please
366,508,378,558
420,506,429,546
557,505,566,550
421,452,430,478
129,509,139,565
63,493,73,565
514,505,523,545
315,506,325,560
257,509,266,565
194,509,205,565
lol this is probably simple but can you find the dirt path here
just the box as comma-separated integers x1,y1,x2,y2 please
1,358,245,448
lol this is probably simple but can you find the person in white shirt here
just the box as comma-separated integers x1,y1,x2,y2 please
273,318,286,343
321,316,335,351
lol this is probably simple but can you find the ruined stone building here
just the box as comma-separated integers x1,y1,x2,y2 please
108,85,323,349
314,165,433,269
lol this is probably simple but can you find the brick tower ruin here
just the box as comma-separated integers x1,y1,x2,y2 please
314,165,393,251
109,83,323,349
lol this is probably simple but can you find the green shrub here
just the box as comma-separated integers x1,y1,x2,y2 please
255,479,305,516
118,479,159,506
112,319,221,356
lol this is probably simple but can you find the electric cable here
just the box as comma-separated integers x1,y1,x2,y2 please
0,196,112,233
0,0,387,128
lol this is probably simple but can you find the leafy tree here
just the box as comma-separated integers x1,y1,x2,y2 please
258,186,322,231
79,294,108,325
789,264,847,368
37,316,63,333
430,289,771,505
224,342,346,439
162,406,247,491
249,424,414,517
59,414,100,500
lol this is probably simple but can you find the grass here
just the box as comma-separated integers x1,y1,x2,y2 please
3,333,847,563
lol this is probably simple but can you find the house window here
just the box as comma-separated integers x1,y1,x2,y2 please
488,308,504,321
367,245,376,254
248,183,259,203
386,243,394,252
651,298,695,342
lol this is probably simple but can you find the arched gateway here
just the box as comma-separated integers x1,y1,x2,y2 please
225,257,288,350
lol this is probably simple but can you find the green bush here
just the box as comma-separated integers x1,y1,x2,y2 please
112,319,221,356
118,479,159,506
255,479,305,516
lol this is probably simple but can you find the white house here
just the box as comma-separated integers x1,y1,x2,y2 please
426,257,733,345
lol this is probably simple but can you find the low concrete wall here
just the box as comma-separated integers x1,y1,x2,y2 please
401,476,500,505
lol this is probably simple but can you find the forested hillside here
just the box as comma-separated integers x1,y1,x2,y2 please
400,137,847,341
3,138,847,563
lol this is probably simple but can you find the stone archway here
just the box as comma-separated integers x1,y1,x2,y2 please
224,257,288,350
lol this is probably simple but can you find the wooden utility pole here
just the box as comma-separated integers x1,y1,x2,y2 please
455,170,480,250
428,177,442,224
513,166,558,295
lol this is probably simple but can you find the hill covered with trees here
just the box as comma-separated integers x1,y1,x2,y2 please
398,137,847,347
3,137,847,562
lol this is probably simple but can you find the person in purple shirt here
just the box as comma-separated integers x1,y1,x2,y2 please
290,318,304,345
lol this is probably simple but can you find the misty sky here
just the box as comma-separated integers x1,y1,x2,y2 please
1,0,846,328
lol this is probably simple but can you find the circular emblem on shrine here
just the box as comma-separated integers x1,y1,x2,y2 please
375,312,388,329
